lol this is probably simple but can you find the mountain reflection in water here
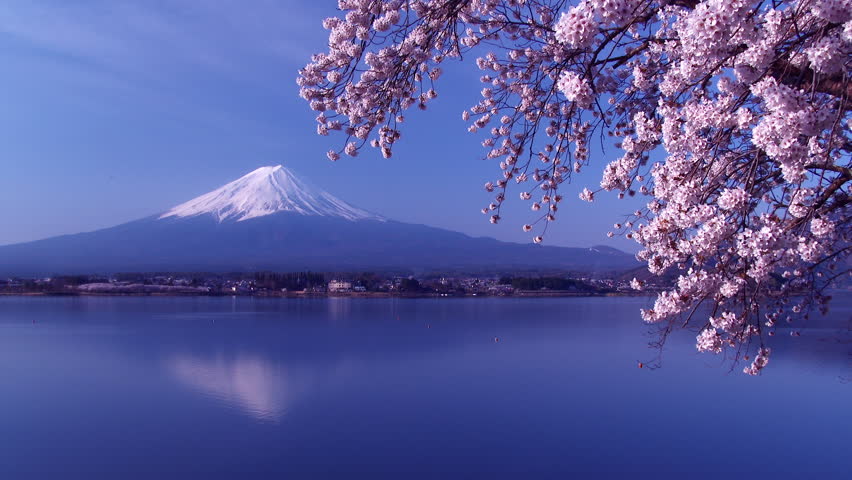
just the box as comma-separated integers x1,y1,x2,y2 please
169,354,301,422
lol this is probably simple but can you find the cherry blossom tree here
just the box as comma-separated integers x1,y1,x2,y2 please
298,0,851,374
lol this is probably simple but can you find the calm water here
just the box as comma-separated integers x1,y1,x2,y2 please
0,296,849,479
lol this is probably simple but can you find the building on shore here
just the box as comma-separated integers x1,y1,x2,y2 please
328,280,352,293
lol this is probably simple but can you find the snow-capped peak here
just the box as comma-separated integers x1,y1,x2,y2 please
159,165,383,223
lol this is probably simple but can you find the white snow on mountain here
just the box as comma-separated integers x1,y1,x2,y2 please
159,165,383,223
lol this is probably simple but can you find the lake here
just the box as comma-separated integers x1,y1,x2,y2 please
0,296,849,479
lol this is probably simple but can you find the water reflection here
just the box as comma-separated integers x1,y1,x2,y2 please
327,296,352,322
169,354,295,422
0,296,849,478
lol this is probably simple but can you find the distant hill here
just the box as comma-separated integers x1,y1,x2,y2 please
0,165,639,276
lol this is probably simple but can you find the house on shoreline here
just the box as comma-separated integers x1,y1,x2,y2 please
327,280,352,293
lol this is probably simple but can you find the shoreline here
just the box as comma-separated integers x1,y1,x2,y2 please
0,291,650,299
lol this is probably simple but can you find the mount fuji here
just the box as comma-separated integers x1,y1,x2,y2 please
159,165,383,223
0,165,637,275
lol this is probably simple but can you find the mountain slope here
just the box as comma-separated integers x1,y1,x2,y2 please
0,165,638,275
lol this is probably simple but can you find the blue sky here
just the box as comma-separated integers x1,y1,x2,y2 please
0,0,643,251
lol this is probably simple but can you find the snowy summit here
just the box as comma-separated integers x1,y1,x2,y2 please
159,165,383,223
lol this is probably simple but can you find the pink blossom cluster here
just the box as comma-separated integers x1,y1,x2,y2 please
554,1,596,48
743,347,771,376
298,0,453,160
301,0,852,374
557,71,593,108
812,0,852,23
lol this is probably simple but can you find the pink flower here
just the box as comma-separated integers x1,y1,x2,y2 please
557,71,593,108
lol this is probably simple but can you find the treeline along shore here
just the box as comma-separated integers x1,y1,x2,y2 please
0,270,664,298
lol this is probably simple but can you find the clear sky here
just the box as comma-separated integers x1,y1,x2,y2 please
0,0,644,251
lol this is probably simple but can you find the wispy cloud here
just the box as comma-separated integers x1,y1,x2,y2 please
0,0,338,159
0,0,327,95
